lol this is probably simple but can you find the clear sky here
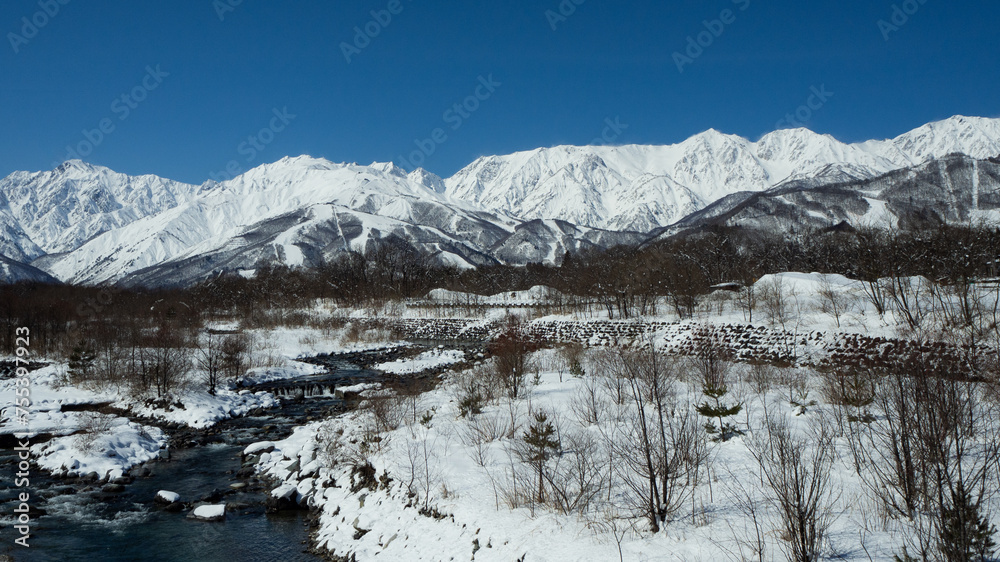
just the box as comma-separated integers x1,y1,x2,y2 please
2,0,998,184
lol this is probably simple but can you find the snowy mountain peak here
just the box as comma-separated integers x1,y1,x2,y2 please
889,115,1000,164
369,161,409,178
0,160,201,255
1,114,998,285
407,168,447,193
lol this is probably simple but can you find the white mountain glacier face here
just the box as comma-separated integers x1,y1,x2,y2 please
445,115,1000,231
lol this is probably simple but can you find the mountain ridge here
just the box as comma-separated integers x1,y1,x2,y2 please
444,115,1000,231
0,115,998,286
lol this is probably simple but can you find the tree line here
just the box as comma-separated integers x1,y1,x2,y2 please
3,223,1000,357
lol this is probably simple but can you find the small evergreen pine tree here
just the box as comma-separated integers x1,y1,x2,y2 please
523,411,560,503
695,378,743,441
938,483,998,562
67,342,97,384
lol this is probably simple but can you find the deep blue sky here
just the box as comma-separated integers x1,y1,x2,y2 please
2,0,997,184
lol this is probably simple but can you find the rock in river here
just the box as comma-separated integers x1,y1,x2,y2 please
188,504,226,521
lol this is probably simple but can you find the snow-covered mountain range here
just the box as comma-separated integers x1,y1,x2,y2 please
0,115,998,286
446,116,1000,231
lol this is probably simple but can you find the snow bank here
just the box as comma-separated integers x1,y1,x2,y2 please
372,348,465,374
0,365,107,437
124,388,278,429
31,416,166,481
236,362,325,387
426,285,564,305
243,441,275,456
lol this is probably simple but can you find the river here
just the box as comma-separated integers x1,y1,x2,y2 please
0,357,385,562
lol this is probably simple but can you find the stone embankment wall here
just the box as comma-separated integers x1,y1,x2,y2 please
358,318,987,372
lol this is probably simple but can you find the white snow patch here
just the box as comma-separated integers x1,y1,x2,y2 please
372,348,465,374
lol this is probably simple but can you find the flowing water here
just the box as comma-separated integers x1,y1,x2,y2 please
0,358,383,562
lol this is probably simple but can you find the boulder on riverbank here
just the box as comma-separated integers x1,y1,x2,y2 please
265,483,301,513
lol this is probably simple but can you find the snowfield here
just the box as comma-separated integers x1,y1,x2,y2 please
244,354,902,561
254,350,972,561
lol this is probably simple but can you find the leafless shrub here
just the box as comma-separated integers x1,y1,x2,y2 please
467,408,513,444
569,375,605,426
136,326,193,398
601,347,707,532
760,276,795,329
887,275,928,331
316,421,350,467
743,361,777,395
847,359,939,519
75,411,116,452
316,420,370,470
197,331,247,394
341,322,364,345
459,412,503,510
404,424,444,510
487,317,539,400
722,465,768,562
747,414,838,562
219,333,251,383
354,392,405,454
818,275,856,329
247,331,283,369
545,430,607,515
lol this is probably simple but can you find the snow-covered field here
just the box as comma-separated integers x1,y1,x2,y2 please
4,272,999,557
250,344,999,561
239,273,1000,561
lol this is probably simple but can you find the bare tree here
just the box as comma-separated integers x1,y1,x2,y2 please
404,422,444,511
887,275,928,332
723,465,768,562
488,317,537,400
196,330,224,395
848,360,929,518
569,374,606,426
854,226,891,318
603,347,707,532
760,276,793,328
818,274,854,329
219,333,251,384
848,355,1000,561
747,413,838,562
544,429,607,515
140,324,192,398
